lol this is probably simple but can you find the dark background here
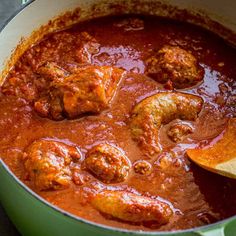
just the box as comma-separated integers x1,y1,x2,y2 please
0,1,22,235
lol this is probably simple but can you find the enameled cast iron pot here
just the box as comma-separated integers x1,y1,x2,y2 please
0,0,235,235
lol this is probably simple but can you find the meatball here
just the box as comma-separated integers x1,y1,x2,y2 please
133,160,152,175
34,65,125,120
130,92,203,156
92,190,173,224
145,45,204,89
167,122,194,142
85,144,131,183
23,139,81,191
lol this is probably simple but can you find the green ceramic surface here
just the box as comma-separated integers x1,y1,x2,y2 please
0,1,236,235
1,161,236,236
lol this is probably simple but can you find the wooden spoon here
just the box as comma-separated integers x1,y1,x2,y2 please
187,118,236,179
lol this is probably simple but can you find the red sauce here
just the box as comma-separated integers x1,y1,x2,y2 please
0,15,236,231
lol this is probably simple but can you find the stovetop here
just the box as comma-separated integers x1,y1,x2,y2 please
0,1,23,235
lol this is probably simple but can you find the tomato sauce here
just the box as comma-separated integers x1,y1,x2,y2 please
0,15,236,231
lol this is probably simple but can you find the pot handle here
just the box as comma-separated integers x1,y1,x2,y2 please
196,227,225,236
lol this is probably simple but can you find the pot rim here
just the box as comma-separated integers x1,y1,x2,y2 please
0,0,236,235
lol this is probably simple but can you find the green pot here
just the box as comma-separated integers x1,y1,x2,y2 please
1,161,236,236
0,0,236,235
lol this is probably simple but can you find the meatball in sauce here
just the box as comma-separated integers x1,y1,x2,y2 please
145,45,204,89
23,139,82,191
85,143,131,183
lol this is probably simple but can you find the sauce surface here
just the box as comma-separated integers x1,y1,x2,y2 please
1,15,236,231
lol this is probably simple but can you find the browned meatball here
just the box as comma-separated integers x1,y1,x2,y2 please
85,144,131,183
92,190,173,225
34,65,125,120
133,160,152,175
23,139,81,191
145,45,204,89
167,122,193,142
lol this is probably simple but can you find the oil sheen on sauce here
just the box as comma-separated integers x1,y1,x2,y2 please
0,15,236,231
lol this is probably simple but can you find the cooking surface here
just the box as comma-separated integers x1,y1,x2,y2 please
1,12,236,233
